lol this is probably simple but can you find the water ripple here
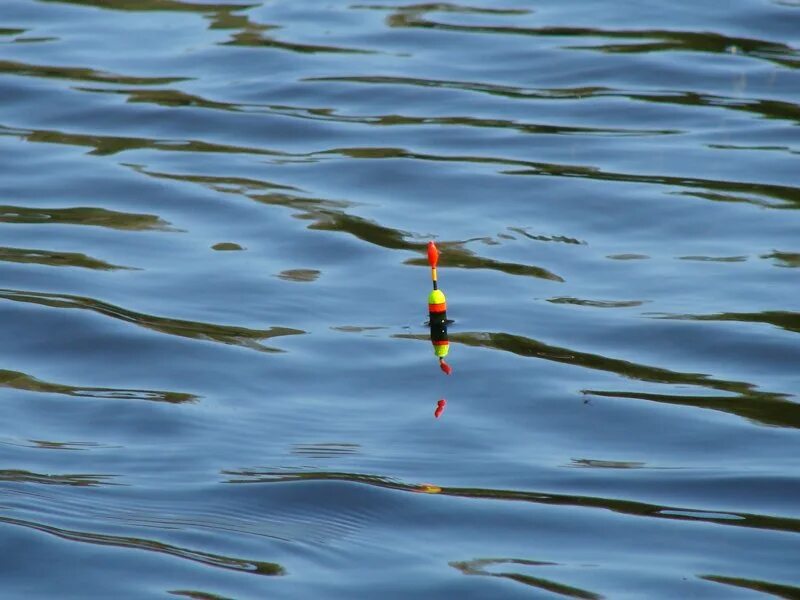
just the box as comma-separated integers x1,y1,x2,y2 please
0,515,285,576
308,75,800,125
654,310,800,335
72,85,678,136
2,0,798,594
0,470,116,487
0,204,175,231
224,469,800,536
0,368,197,403
360,4,799,69
0,246,134,270
700,575,800,598
134,165,565,280
0,59,187,85
451,557,602,600
0,124,284,158
0,289,304,353
396,331,799,427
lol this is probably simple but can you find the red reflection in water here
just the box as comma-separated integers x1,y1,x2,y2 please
434,398,447,418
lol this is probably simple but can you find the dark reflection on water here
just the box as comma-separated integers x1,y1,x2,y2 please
583,389,800,430
0,470,115,486
0,289,304,353
510,229,585,245
700,575,800,598
74,84,679,136
318,141,800,208
0,246,134,270
358,3,799,68
569,459,646,469
404,328,800,429
677,255,747,263
291,442,360,457
0,515,285,576
314,72,799,121
224,469,800,535
79,86,251,113
451,557,602,600
442,331,781,400
303,74,616,101
396,331,799,427
1,439,112,450
0,59,186,85
221,26,373,55
6,121,798,212
41,0,253,14
46,0,369,54
0,204,174,231
0,124,283,158
169,590,239,600
136,164,565,280
277,268,319,282
548,297,645,309
658,310,800,335
634,92,800,125
0,369,197,403
502,161,800,209
763,251,800,268
583,390,800,428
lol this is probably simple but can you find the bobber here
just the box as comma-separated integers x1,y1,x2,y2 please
426,241,451,375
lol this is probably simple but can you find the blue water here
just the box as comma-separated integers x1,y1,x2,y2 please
1,1,799,598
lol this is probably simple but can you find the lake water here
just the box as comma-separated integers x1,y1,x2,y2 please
1,1,799,598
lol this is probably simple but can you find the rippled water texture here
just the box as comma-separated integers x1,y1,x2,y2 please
1,0,799,597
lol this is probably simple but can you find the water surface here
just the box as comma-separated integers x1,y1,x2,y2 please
1,0,799,597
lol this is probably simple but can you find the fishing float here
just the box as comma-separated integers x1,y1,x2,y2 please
427,241,452,375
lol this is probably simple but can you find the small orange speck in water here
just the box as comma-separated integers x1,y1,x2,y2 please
417,484,442,494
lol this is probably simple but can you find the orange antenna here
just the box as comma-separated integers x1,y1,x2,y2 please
427,241,440,290
427,241,439,269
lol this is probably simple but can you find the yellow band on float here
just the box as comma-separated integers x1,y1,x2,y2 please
428,289,446,305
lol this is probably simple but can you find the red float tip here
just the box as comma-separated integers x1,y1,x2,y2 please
439,359,452,375
427,241,439,268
